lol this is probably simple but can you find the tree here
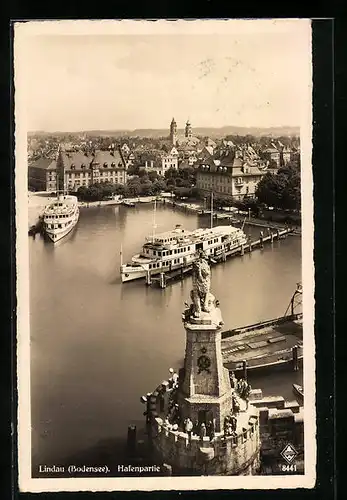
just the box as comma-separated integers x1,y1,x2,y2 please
256,172,284,208
152,179,166,194
277,163,301,210
148,171,160,182
256,164,301,210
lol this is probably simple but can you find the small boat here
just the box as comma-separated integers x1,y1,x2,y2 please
122,200,136,207
292,383,304,399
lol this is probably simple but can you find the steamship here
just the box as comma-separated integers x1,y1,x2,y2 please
42,194,79,243
120,223,248,283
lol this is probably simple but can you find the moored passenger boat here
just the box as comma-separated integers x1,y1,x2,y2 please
120,223,248,283
42,194,79,243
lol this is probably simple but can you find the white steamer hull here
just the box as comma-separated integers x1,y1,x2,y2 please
121,267,147,282
45,212,79,243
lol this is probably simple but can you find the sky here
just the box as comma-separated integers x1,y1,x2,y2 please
15,20,312,132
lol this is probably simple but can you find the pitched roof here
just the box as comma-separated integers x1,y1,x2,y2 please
197,157,264,177
93,149,125,166
28,157,57,170
219,150,235,167
61,149,126,170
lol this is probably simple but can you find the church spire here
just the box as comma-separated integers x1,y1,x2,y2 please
185,118,192,139
170,117,177,146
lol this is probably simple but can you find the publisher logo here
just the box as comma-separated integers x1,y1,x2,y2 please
281,443,298,464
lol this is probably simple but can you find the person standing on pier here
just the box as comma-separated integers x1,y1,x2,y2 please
230,415,237,433
169,368,179,389
208,419,215,442
230,371,238,389
199,422,207,441
184,417,193,441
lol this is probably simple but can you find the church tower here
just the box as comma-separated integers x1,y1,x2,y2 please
185,119,193,139
170,118,177,146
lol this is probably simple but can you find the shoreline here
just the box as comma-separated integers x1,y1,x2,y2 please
27,193,301,235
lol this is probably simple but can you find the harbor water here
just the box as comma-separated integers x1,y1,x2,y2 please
29,203,302,472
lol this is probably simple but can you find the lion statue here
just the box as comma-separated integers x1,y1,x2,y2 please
190,252,214,317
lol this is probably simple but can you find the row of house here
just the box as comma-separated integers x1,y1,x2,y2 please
28,145,128,192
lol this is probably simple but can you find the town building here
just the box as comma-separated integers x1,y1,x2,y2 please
57,146,127,191
139,148,179,177
196,149,265,201
262,144,281,168
282,146,292,165
121,143,131,155
28,157,58,192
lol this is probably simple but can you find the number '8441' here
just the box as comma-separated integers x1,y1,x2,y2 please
281,464,297,472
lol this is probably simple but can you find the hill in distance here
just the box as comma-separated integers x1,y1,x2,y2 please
29,125,300,138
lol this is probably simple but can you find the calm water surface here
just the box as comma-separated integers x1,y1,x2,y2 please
29,204,302,467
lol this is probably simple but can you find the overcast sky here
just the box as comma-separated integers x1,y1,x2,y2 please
15,20,312,132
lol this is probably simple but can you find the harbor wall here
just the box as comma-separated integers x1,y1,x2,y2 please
249,389,304,472
152,414,260,475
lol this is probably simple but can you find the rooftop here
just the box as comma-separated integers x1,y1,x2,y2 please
28,157,57,170
61,149,126,171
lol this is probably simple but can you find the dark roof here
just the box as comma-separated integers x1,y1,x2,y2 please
61,149,126,171
218,150,235,167
28,158,57,170
197,156,264,177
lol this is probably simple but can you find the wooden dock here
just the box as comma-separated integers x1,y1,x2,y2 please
148,227,293,288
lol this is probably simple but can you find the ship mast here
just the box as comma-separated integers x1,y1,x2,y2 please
152,199,157,242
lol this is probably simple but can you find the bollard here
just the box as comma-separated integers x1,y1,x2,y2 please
127,425,137,456
146,271,152,286
160,273,166,289
242,360,248,380
292,345,299,371
240,244,244,256
270,232,274,243
276,229,280,240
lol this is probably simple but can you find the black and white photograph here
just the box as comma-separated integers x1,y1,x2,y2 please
15,19,314,491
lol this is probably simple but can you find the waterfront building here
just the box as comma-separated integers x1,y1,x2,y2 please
196,149,265,201
28,157,58,192
57,146,127,191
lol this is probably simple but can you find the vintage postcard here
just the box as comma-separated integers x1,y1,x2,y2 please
15,19,315,492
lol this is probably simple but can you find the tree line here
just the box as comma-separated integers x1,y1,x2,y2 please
75,162,301,215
